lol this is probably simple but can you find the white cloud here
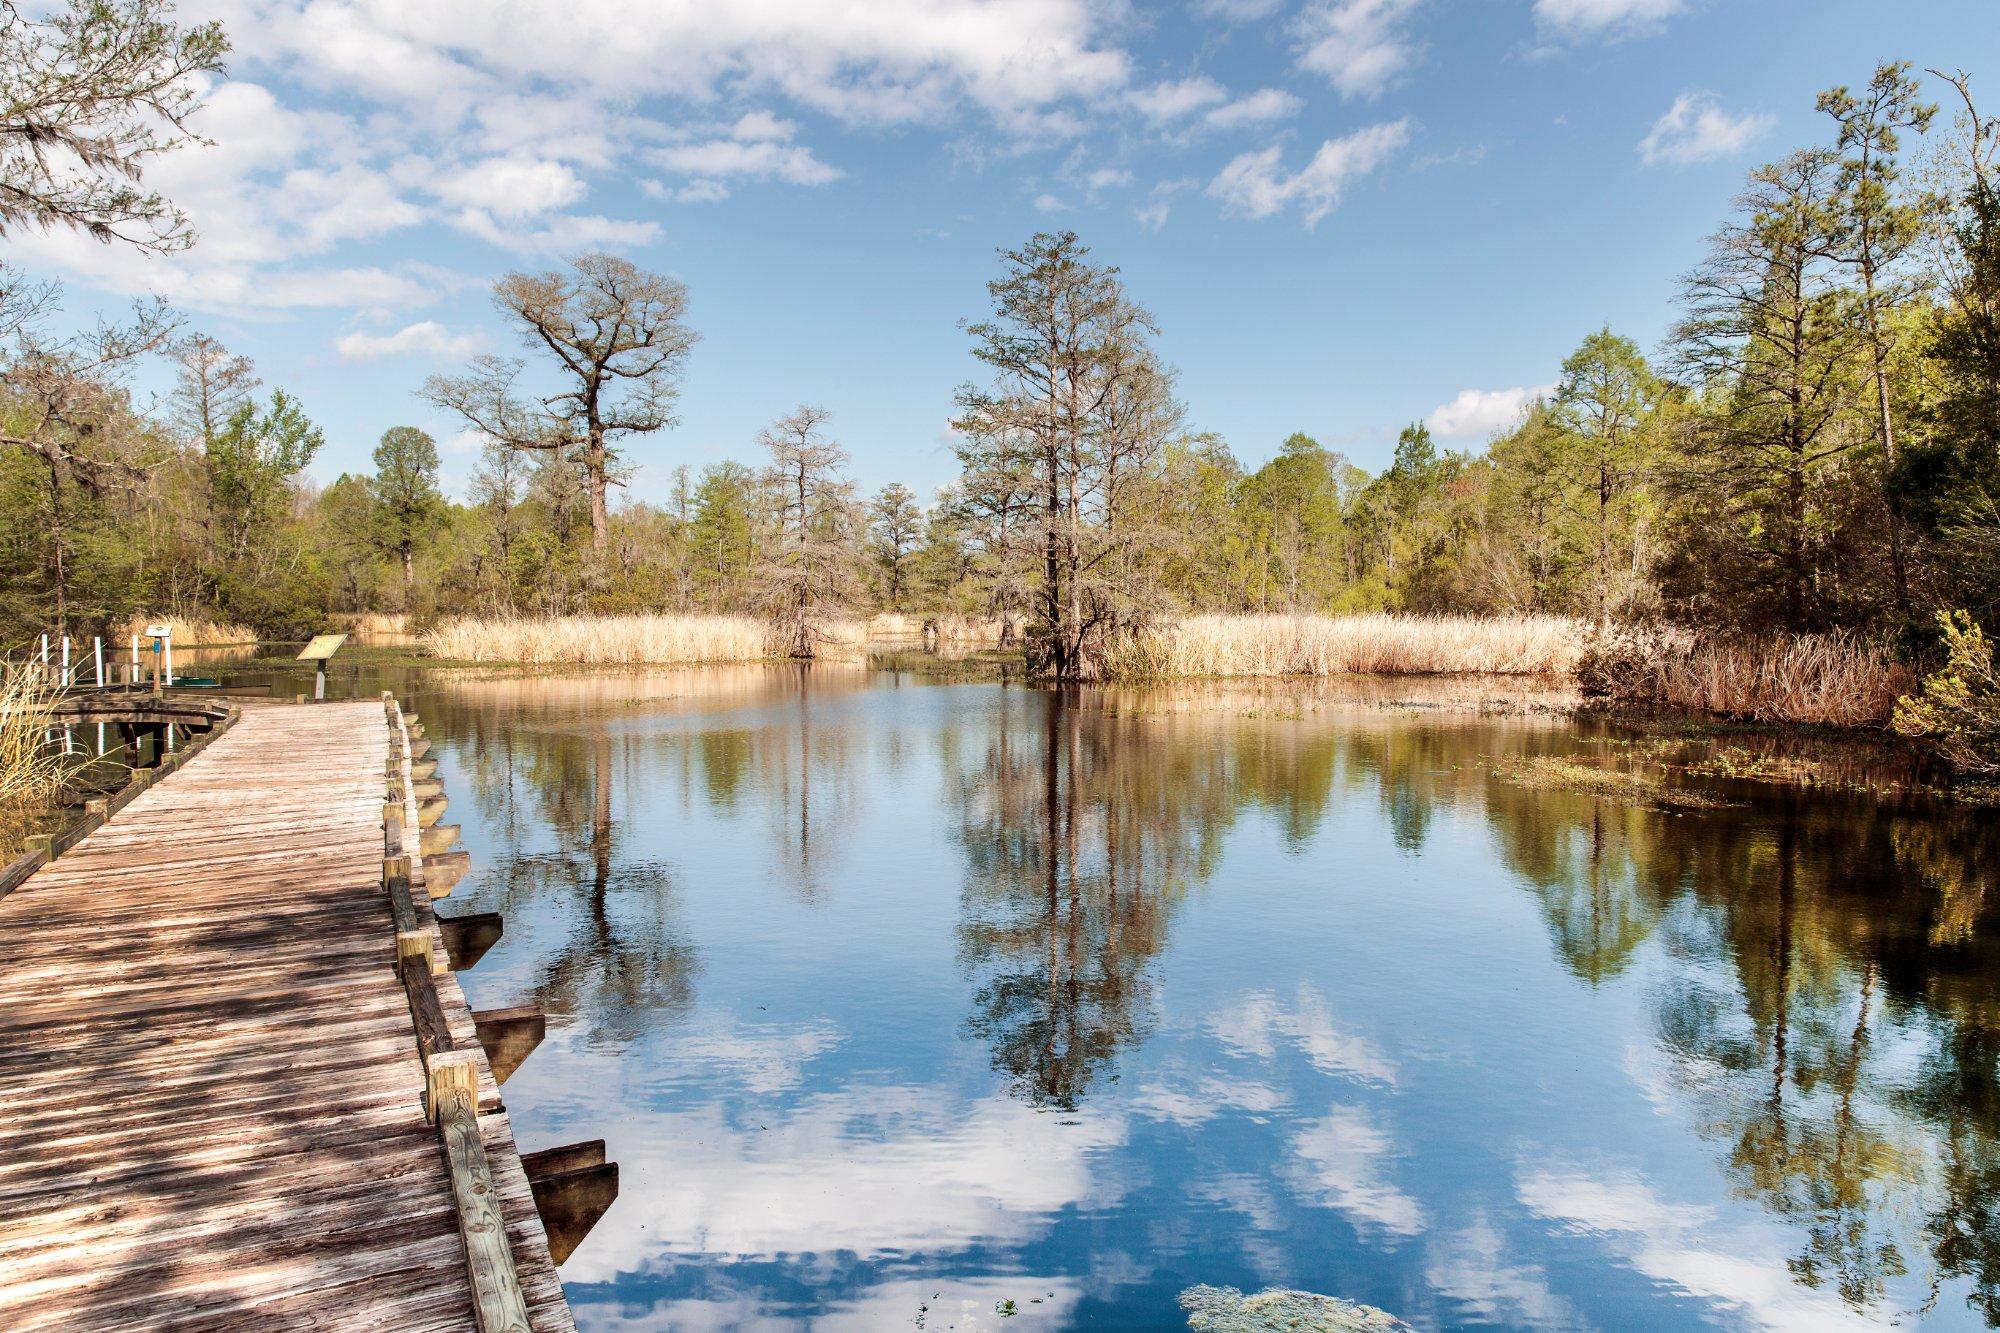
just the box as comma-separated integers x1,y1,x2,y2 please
1193,0,1286,19
1209,119,1410,226
225,0,1134,133
1130,76,1230,123
1534,0,1683,40
20,1,1141,313
1131,78,1302,135
1293,0,1424,98
1135,199,1172,230
650,113,844,187
1204,88,1304,130
335,320,485,361
1085,167,1134,190
1033,191,1072,212
1639,91,1775,166
432,156,585,218
1427,383,1554,439
448,209,662,254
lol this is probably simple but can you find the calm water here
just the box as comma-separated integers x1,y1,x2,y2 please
369,664,1998,1331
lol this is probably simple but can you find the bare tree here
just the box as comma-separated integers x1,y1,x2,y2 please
757,406,860,658
169,332,258,446
423,252,697,558
0,0,227,251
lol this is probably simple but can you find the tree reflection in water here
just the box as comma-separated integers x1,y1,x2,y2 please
415,668,2000,1324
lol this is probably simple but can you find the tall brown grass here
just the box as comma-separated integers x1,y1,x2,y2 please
1582,627,1912,727
117,614,257,645
423,613,873,665
334,611,409,635
1104,613,1588,680
864,612,1019,645
0,663,66,859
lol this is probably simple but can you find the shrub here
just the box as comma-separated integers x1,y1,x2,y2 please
1894,611,2000,777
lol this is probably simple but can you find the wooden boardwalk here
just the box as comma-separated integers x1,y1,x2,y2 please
0,700,575,1331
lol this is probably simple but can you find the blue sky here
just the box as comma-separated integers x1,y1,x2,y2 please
15,0,1996,502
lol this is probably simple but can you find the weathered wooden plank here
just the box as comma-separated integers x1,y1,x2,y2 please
0,699,576,1332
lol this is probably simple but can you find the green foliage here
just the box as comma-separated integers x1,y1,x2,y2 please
1894,611,2000,776
206,388,323,559
369,425,444,589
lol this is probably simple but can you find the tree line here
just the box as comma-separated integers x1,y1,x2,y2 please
0,18,1995,682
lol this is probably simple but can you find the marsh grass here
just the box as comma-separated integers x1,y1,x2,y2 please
423,612,875,665
0,663,67,859
335,611,410,636
1104,613,1587,680
1584,627,1911,727
118,614,257,646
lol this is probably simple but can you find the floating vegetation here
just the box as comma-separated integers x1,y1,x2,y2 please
1179,1285,1415,1332
1489,754,1738,810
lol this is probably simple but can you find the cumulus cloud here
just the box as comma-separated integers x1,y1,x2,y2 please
19,0,1139,313
1427,383,1555,439
335,320,484,361
1208,119,1409,226
1639,91,1775,166
1293,0,1424,98
649,111,844,192
432,156,585,218
1534,0,1683,40
224,0,1133,133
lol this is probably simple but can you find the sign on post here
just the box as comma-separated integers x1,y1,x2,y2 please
296,633,348,701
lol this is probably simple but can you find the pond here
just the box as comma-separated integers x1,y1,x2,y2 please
325,664,2000,1329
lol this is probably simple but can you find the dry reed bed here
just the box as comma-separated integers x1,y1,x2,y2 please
0,664,65,857
335,611,409,635
424,613,874,665
1632,633,1912,728
865,611,1018,644
1105,613,1588,680
117,614,257,645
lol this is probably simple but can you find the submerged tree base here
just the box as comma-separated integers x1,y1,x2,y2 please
1179,1285,1415,1332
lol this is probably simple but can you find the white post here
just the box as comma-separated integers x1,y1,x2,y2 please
163,632,173,687
97,721,105,756
130,635,140,684
93,637,104,687
60,636,71,686
39,634,49,676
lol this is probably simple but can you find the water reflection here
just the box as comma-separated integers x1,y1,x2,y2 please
401,666,2000,1330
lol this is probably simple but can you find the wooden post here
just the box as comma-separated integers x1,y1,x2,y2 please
427,1049,532,1332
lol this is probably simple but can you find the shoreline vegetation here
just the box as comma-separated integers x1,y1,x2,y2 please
414,608,1932,730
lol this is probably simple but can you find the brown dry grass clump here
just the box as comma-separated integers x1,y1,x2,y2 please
1581,627,1911,727
0,663,66,859
1104,613,1587,680
424,613,873,665
117,614,257,645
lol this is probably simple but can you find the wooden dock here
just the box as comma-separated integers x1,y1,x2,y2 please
0,698,579,1331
